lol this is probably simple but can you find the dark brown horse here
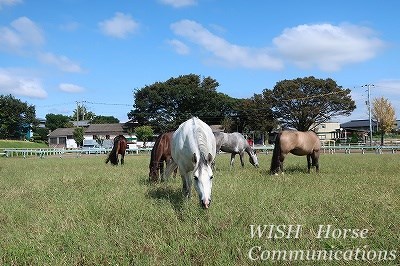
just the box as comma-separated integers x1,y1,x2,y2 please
105,135,127,165
149,131,176,182
269,130,321,174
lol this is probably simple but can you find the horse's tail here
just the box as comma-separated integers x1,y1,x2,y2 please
106,136,119,165
270,133,281,174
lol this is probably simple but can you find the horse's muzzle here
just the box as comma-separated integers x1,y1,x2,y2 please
201,199,211,209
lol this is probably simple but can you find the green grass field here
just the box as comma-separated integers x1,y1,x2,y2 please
0,140,47,152
0,153,399,265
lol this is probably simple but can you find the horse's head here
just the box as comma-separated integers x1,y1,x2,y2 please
148,166,159,182
249,150,259,168
192,152,214,209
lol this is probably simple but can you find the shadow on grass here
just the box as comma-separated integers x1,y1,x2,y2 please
283,165,316,174
146,185,185,220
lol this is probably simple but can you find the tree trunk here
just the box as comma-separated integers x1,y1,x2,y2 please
380,131,384,146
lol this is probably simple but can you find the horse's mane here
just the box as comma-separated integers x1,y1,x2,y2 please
192,118,211,164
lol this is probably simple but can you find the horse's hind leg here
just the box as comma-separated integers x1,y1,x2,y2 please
307,154,311,173
312,152,320,173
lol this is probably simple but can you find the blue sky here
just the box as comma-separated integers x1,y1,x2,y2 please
1,0,399,123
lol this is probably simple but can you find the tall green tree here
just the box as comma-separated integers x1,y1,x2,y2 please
128,74,240,132
135,125,154,147
0,94,36,139
91,115,119,124
372,97,396,145
238,93,276,133
45,113,73,131
73,127,84,147
266,76,356,131
72,103,95,121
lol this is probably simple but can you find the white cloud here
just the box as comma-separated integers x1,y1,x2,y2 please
167,39,190,55
99,12,139,39
38,52,83,73
0,69,47,99
273,23,385,71
59,83,84,93
170,20,385,72
159,0,196,8
170,20,283,70
0,0,22,10
0,16,44,52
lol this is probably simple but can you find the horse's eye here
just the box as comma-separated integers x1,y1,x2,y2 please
194,176,198,181
210,176,213,180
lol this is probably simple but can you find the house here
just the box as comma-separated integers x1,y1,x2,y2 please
84,123,137,148
84,123,126,141
47,123,137,149
313,122,340,141
340,119,378,132
48,128,78,148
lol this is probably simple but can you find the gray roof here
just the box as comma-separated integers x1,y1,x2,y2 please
85,123,126,135
48,128,75,137
340,119,377,128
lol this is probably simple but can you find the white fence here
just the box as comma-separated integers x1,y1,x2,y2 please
2,147,152,158
2,144,399,159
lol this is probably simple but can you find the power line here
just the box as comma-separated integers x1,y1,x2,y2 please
82,100,131,107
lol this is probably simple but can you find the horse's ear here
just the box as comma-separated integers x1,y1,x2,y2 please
207,153,213,164
192,153,197,164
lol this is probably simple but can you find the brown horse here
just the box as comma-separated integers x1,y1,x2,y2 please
269,130,321,174
105,135,127,165
149,131,176,182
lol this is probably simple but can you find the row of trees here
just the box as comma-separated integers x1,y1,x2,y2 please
1,74,397,145
128,74,357,133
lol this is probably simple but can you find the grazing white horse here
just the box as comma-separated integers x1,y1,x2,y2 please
214,132,259,168
165,117,216,209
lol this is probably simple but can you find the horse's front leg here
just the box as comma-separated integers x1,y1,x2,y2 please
159,160,164,179
181,172,192,198
230,153,235,168
313,152,320,173
279,155,285,174
239,151,245,167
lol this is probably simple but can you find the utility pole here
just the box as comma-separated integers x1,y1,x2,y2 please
76,101,80,127
362,84,375,146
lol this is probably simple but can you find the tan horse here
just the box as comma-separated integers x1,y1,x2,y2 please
269,130,321,174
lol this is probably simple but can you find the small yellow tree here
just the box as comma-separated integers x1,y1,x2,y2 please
372,97,396,145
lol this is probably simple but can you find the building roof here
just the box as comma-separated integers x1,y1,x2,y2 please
48,128,75,137
85,123,126,135
340,119,377,128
